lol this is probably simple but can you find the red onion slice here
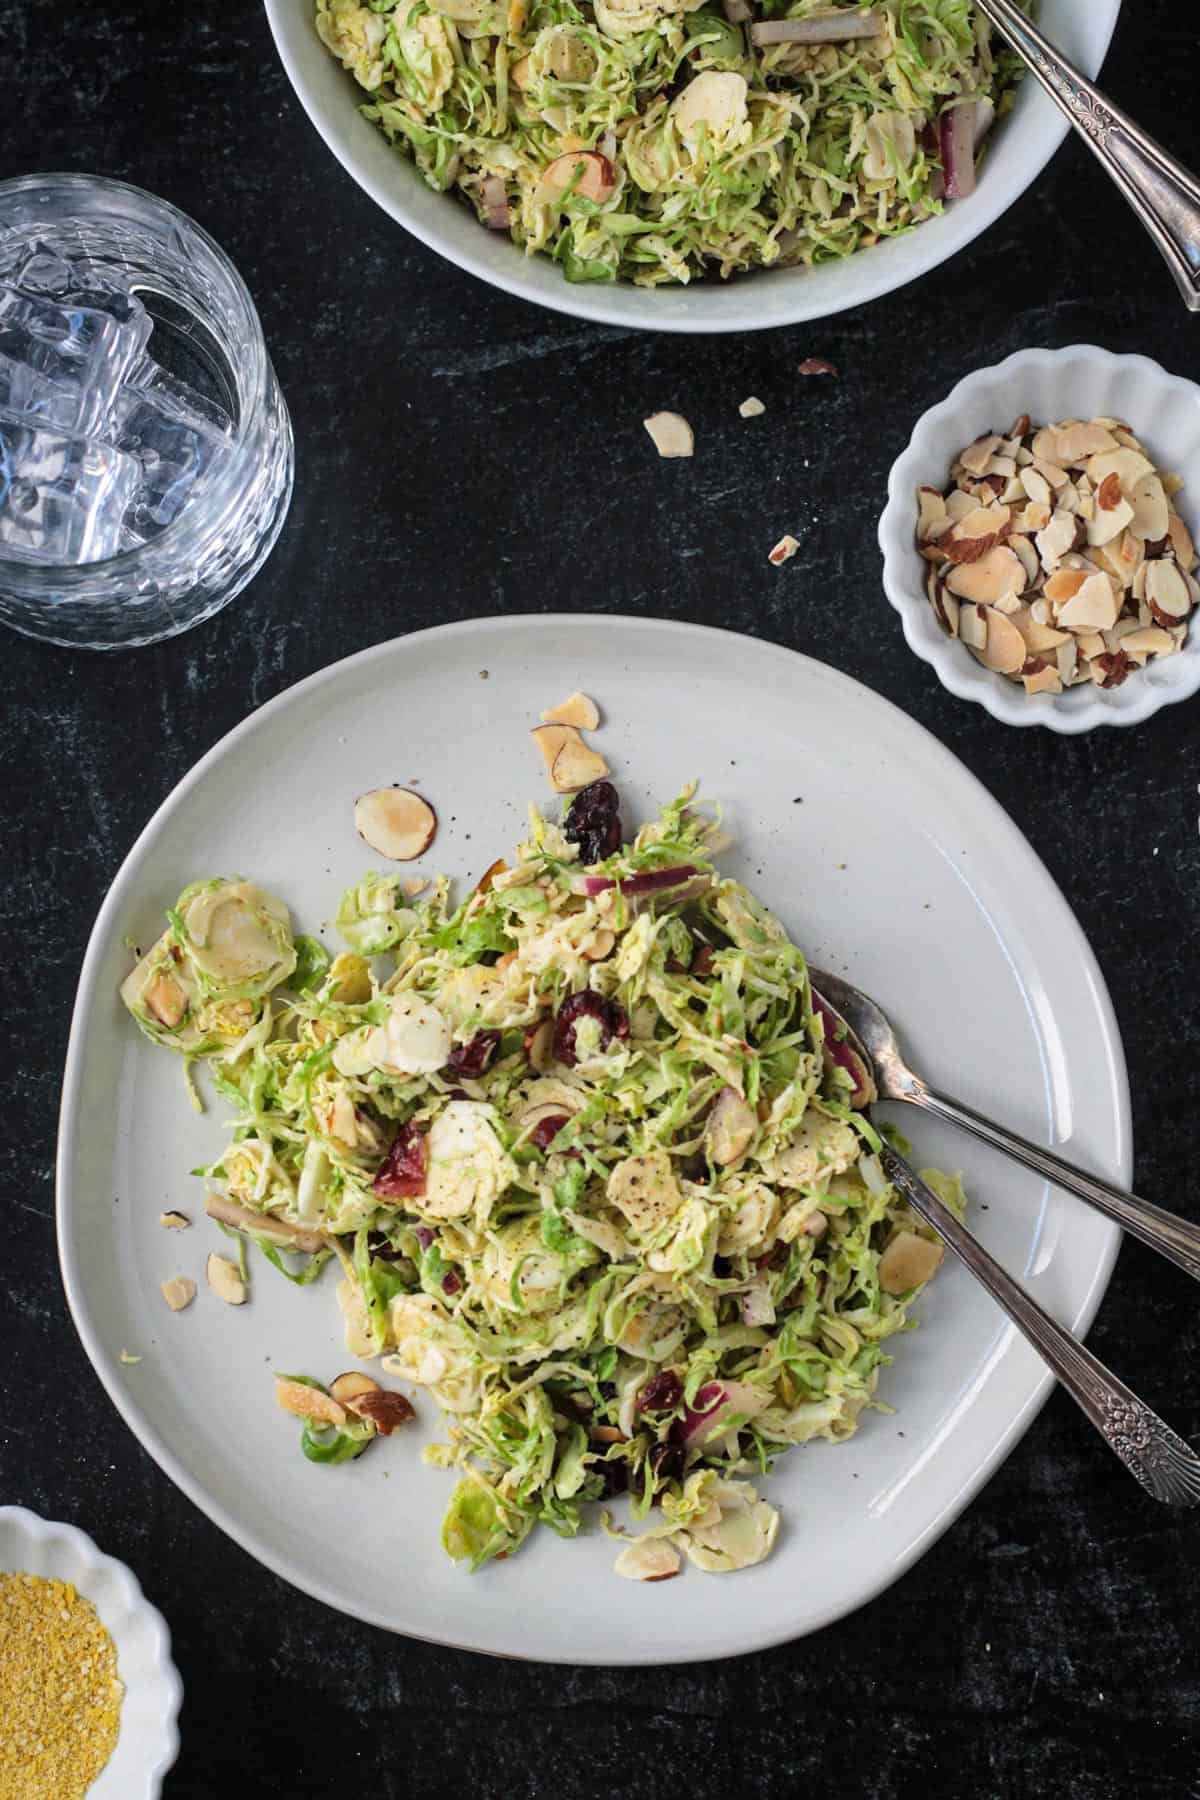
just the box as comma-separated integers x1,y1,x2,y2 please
582,864,699,898
750,10,881,46
939,102,978,200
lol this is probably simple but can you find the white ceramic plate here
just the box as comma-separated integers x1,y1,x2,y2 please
59,616,1128,1664
265,0,1121,333
0,1506,181,1795
879,344,1200,732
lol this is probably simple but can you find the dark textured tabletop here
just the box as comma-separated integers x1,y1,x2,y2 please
3,3,1198,1795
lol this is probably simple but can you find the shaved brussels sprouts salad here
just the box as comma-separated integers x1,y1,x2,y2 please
314,0,1028,287
123,781,963,1576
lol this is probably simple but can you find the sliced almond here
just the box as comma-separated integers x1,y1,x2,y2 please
1029,427,1061,464
548,729,609,794
973,607,1027,675
613,1537,682,1582
1008,534,1039,589
952,504,1010,543
530,723,576,780
348,1388,415,1435
537,150,614,205
1087,494,1134,548
1032,457,1069,491
1076,630,1106,661
945,489,975,524
1019,467,1052,509
1022,663,1062,696
1056,638,1079,685
879,1230,943,1295
944,546,1024,605
1014,613,1070,654
540,691,601,731
275,1377,347,1426
354,787,437,861
206,1252,247,1306
159,1210,190,1230
768,534,800,566
1019,501,1052,534
160,1276,196,1312
705,1086,757,1166
738,395,766,419
958,603,987,651
329,1371,380,1406
643,411,693,459
1086,446,1154,492
1057,572,1121,632
475,858,508,895
1145,559,1192,624
403,877,428,897
958,434,1003,477
144,972,187,1029
1167,511,1196,572
917,487,950,541
1130,474,1169,543
930,579,960,638
581,928,616,962
204,1193,331,1253
1035,509,1081,572
1043,568,1088,607
1054,420,1118,463
524,1019,553,1071
1118,625,1174,658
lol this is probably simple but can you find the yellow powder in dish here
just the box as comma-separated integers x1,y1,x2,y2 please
0,1571,123,1800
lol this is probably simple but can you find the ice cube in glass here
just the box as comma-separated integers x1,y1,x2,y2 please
0,406,140,564
0,284,150,437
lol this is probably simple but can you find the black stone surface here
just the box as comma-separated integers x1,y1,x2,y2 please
2,3,1199,1795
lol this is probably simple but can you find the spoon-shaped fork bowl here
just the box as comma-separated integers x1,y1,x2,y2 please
808,968,1200,1506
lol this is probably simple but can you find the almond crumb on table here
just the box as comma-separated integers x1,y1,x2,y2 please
0,1571,123,1800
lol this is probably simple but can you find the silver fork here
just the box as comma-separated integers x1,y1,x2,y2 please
808,967,1200,1506
972,0,1200,311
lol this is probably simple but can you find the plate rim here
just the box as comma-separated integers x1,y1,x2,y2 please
57,614,1129,1663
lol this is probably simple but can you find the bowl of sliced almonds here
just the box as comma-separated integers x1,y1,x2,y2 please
879,345,1200,732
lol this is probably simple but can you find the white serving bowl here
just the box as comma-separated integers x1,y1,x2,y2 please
265,0,1120,333
879,344,1200,733
0,1506,181,1797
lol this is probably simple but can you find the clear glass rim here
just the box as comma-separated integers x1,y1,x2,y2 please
0,171,271,592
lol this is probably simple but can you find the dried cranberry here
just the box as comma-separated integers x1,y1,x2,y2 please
442,1269,463,1296
444,1031,500,1078
553,990,629,1066
367,1231,405,1262
372,1122,428,1198
648,1440,684,1487
413,1225,434,1251
530,1112,570,1150
564,780,622,865
692,946,716,979
637,1370,683,1413
596,1458,628,1498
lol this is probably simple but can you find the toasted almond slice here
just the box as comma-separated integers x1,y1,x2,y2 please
1032,457,1069,491
1086,446,1154,493
1035,509,1081,573
1020,501,1052,535
879,1230,943,1294
1075,630,1106,660
643,411,694,459
1164,472,1185,499
206,1252,247,1306
738,395,766,419
540,691,601,731
531,723,576,780
1118,625,1175,658
581,928,616,962
1057,572,1121,632
348,1389,416,1435
1087,495,1135,547
958,434,1003,477
768,534,800,566
474,858,508,896
1030,427,1061,464
524,1019,553,1071
144,972,187,1029
973,607,1027,675
930,581,960,638
1145,559,1191,624
944,546,1024,605
613,1537,682,1582
954,504,1011,542
1022,663,1063,696
275,1378,346,1426
958,603,987,651
1167,512,1197,571
354,788,437,862
160,1276,196,1312
548,729,609,794
329,1371,380,1406
917,487,950,541
538,150,615,205
403,877,428,898
1008,534,1040,590
1019,467,1052,509
1130,474,1169,543
205,1193,332,1253
1043,568,1087,606
1054,421,1119,463
1014,612,1071,654
159,1210,190,1234
1056,638,1079,685
945,488,975,524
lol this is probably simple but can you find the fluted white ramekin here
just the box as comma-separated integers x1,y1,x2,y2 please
0,1506,181,1795
879,345,1200,732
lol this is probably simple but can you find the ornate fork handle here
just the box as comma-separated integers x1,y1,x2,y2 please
973,0,1200,311
880,1146,1200,1506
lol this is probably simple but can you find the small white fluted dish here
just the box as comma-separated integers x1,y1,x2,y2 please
0,1506,181,1796
879,345,1200,732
